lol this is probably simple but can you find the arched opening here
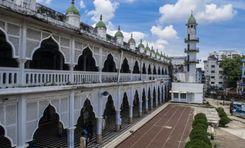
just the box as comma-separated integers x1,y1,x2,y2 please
133,61,140,74
25,37,68,70
142,89,146,113
153,66,157,75
165,86,168,102
158,67,161,75
120,58,130,73
75,48,98,71
153,88,156,108
148,65,152,74
120,93,130,125
0,30,18,67
103,95,116,132
75,99,96,145
30,105,65,147
0,126,12,148
133,91,140,117
165,69,168,75
142,63,146,74
162,68,164,75
158,87,161,104
102,54,117,72
148,88,152,110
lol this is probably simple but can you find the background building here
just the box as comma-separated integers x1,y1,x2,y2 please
170,56,186,82
196,68,205,83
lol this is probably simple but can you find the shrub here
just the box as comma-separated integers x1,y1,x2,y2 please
185,139,212,148
216,107,231,127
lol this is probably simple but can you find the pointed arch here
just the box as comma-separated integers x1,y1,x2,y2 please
148,87,152,110
120,93,130,124
0,125,12,148
75,99,96,141
102,54,117,72
162,67,164,75
25,37,68,70
31,104,65,147
142,88,146,113
153,87,156,107
75,47,98,71
0,29,18,67
120,58,130,73
133,61,140,74
142,63,146,74
133,90,140,117
153,66,157,75
148,64,152,74
103,95,116,131
158,66,161,75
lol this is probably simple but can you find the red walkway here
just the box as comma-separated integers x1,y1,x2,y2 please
116,104,193,148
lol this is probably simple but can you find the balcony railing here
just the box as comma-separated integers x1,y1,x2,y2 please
184,48,199,53
0,67,169,88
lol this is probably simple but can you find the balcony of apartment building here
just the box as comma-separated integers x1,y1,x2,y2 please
0,32,169,89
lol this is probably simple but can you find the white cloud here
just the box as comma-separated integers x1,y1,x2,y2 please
37,0,53,5
88,0,119,22
159,0,235,23
124,0,137,4
79,0,86,8
151,25,178,40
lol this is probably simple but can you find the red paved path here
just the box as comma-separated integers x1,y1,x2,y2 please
116,104,193,148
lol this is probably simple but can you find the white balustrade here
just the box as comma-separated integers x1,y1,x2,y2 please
120,73,131,82
0,67,18,88
132,74,141,81
25,69,70,86
74,71,100,84
101,72,118,82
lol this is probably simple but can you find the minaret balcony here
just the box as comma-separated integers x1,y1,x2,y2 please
184,48,199,53
185,37,199,43
185,59,199,64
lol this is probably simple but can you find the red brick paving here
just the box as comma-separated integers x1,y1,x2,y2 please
116,104,193,148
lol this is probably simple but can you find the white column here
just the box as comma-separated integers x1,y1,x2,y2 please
139,100,143,117
18,59,26,86
156,90,159,107
145,98,149,113
69,64,75,84
116,110,121,131
99,48,103,83
129,105,133,123
96,116,103,144
68,90,75,148
17,95,26,148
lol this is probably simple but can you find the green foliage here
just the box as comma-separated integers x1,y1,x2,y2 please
216,107,231,127
185,113,212,148
220,55,243,88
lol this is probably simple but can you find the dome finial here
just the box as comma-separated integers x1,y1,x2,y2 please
100,14,103,21
118,25,120,31
131,33,133,38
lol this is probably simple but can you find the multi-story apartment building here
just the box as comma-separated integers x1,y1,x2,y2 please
204,55,224,89
196,68,204,83
238,59,245,94
0,1,171,148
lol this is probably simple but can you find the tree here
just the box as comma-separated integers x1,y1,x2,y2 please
220,55,243,88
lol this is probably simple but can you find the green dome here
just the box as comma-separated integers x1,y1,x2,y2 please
115,26,123,38
66,4,80,15
145,44,150,51
96,15,106,29
138,39,144,48
188,14,196,24
128,34,135,44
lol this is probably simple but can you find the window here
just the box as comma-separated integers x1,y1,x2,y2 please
174,93,178,99
180,93,186,99
219,82,223,84
211,65,215,68
211,82,215,84
211,71,215,73
211,76,215,79
219,71,223,74
219,76,223,79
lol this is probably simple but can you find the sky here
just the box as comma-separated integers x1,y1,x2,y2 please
37,0,245,68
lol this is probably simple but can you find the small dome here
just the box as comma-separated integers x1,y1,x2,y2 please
145,43,151,51
66,1,80,15
188,13,196,24
128,34,136,44
115,26,123,38
96,15,107,29
138,39,144,49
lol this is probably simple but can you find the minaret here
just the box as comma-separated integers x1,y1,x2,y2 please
66,0,80,28
185,12,199,83
115,26,124,45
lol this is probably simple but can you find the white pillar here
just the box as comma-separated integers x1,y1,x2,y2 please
69,64,75,84
96,117,103,144
145,98,149,113
99,48,103,83
156,90,159,106
68,90,75,148
129,105,133,123
139,101,143,117
116,110,121,131
17,95,26,148
18,59,26,86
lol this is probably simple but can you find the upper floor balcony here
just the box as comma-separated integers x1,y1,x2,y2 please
184,48,199,53
184,37,199,43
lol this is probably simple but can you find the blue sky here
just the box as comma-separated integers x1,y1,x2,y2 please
37,0,245,67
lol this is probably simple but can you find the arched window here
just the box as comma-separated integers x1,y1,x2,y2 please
0,30,18,67
158,67,161,75
75,48,98,71
148,65,152,74
120,58,130,73
102,54,117,72
142,63,146,74
25,37,68,70
0,126,12,148
133,61,140,74
153,66,157,75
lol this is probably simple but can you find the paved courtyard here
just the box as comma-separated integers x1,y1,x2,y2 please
116,104,193,148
